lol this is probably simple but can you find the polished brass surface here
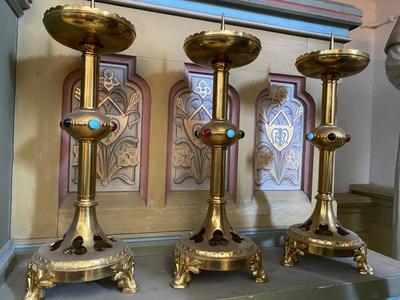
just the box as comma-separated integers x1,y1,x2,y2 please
295,49,369,79
43,5,135,53
183,17,261,69
25,4,137,300
171,19,266,289
281,37,373,275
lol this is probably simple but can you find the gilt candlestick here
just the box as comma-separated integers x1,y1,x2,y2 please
171,17,267,288
24,4,138,299
281,37,373,275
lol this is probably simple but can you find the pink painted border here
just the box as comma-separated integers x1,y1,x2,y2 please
59,54,151,203
254,73,315,200
165,63,240,202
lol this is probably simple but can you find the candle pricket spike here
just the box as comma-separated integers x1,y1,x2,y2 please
221,13,225,30
329,33,335,50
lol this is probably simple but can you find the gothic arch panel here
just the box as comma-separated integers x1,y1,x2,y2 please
166,63,239,199
60,55,151,202
254,74,315,198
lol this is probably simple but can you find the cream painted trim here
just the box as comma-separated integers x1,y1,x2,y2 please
349,184,394,202
58,191,311,238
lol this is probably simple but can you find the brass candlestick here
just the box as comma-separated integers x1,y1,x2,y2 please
170,17,267,288
24,4,138,299
281,37,373,275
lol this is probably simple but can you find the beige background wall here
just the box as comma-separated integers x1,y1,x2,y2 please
370,0,400,187
335,0,400,190
13,0,370,242
335,0,375,193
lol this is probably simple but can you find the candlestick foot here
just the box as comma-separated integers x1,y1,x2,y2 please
24,262,55,300
354,244,374,275
281,235,306,267
170,248,201,289
249,249,268,282
111,255,138,293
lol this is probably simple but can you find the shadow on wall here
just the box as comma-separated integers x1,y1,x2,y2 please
12,55,80,240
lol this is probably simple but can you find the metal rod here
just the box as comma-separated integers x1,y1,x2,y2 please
212,62,228,120
321,78,337,125
317,78,337,196
329,34,335,50
76,45,99,207
209,61,229,202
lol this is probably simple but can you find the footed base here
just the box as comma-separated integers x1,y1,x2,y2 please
24,241,138,300
281,224,373,275
170,233,268,288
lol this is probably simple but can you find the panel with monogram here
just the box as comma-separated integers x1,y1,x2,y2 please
255,75,315,195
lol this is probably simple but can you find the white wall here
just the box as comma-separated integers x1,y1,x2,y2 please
335,0,376,193
335,0,400,191
370,0,400,187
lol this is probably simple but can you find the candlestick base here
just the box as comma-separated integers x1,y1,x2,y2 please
283,40,373,275
171,233,267,289
24,241,137,300
281,200,373,275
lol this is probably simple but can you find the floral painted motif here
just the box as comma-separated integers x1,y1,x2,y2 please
193,79,212,99
115,144,139,167
285,149,299,170
173,144,194,168
275,86,288,104
176,97,185,113
100,69,120,91
256,146,273,171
